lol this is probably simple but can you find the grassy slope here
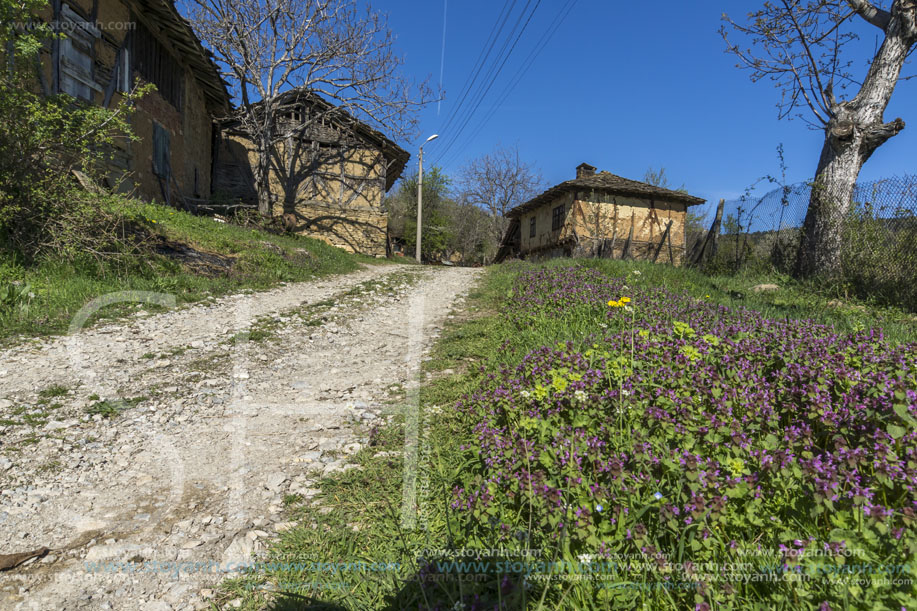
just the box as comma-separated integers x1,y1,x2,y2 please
219,259,914,610
0,198,384,343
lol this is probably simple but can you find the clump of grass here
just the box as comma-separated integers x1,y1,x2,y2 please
38,384,69,399
85,396,146,418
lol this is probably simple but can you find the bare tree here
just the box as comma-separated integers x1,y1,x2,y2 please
185,0,431,217
458,145,543,258
447,196,492,264
643,166,686,192
722,1,917,278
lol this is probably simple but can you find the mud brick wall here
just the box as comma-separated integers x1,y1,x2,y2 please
213,131,390,256
282,202,387,257
516,192,689,266
131,72,213,203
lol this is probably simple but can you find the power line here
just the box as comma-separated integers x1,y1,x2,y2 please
436,0,578,170
431,0,539,163
431,0,543,166
435,0,519,138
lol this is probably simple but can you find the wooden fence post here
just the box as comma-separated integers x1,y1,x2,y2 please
690,198,725,266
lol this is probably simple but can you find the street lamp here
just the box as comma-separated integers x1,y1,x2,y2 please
416,133,439,263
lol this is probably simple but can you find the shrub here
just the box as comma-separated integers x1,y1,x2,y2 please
0,0,150,262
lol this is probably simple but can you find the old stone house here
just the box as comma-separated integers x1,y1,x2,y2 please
498,163,705,264
213,89,410,257
37,0,231,204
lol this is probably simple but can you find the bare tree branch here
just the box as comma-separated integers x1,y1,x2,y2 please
724,1,917,278
457,145,544,256
847,0,892,30
184,0,433,216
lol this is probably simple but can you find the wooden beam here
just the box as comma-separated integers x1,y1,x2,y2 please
621,212,635,260
652,220,673,263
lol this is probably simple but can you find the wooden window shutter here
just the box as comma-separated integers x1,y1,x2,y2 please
152,122,171,178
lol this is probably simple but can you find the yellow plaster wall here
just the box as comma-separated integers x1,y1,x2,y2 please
518,192,690,265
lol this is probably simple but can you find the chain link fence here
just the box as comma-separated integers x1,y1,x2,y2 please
687,175,917,311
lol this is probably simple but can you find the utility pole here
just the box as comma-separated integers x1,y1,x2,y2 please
416,134,439,263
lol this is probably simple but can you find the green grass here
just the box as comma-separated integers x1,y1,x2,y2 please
37,384,69,398
556,257,917,344
85,396,147,418
221,258,916,610
0,197,386,343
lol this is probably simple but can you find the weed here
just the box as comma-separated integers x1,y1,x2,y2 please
282,494,303,507
86,396,146,418
38,384,68,398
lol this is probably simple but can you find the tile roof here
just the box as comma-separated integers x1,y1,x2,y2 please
507,169,705,218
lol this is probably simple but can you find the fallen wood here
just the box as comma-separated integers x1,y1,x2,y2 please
0,547,50,571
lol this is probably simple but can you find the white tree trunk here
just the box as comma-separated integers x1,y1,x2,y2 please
795,8,915,278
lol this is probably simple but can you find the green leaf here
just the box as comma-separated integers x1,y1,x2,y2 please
888,424,907,440
893,403,916,426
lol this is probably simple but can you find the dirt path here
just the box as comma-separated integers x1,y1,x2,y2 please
0,264,481,610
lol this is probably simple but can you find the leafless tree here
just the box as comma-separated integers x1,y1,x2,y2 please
185,0,431,216
722,0,917,278
457,145,543,258
447,196,491,264
643,166,686,192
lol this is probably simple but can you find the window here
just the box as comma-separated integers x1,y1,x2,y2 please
131,20,184,111
59,4,101,101
552,204,566,231
529,216,536,237
117,47,131,93
152,121,171,178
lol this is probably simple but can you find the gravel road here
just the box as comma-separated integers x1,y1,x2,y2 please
0,264,481,610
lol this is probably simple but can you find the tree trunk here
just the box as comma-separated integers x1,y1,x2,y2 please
255,145,272,218
794,128,864,278
795,11,915,279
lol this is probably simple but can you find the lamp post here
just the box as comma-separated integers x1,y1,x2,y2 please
416,134,439,263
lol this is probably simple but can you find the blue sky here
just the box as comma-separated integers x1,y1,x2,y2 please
380,0,917,217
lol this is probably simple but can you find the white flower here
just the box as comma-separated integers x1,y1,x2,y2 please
520,390,531,399
578,553,595,563
574,390,587,402
624,305,633,312
632,270,642,276
621,389,631,397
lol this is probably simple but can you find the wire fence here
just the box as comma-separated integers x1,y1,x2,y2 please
687,175,917,311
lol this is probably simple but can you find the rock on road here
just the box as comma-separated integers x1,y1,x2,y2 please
0,264,481,610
